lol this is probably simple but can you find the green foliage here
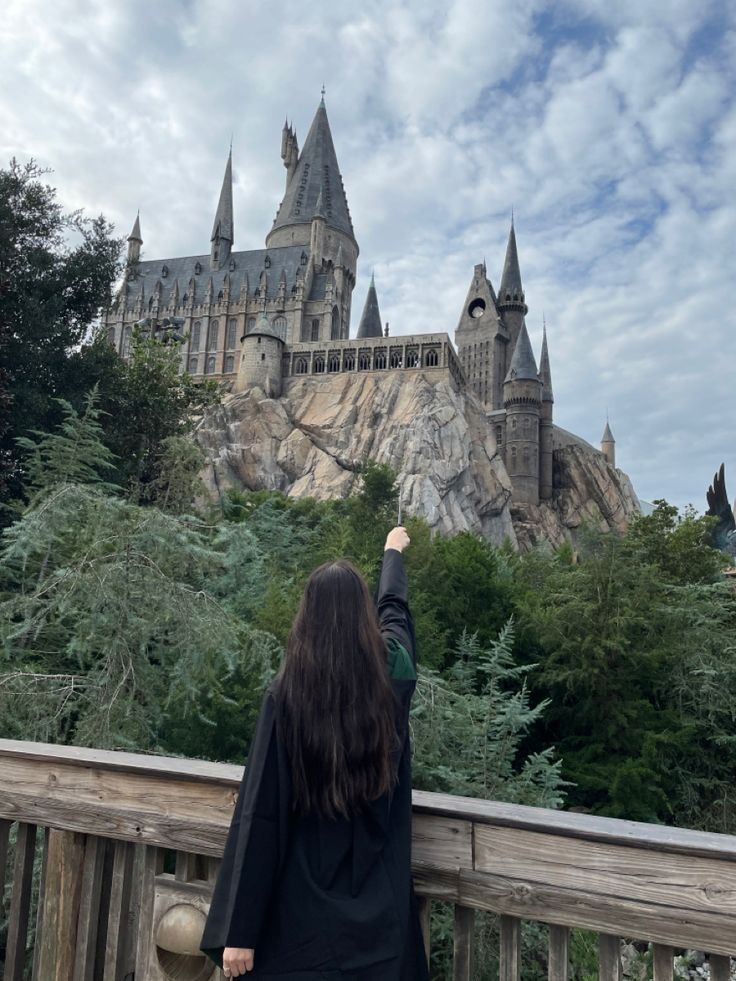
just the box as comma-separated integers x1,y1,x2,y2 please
627,499,726,583
0,159,122,509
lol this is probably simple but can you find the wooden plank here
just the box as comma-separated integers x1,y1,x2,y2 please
416,894,431,966
710,955,731,981
175,848,198,881
134,846,163,981
652,944,673,981
103,839,134,980
452,905,474,981
475,823,736,917
0,819,10,888
72,835,107,981
4,822,37,981
499,915,521,981
548,924,569,981
121,844,146,979
410,862,736,958
598,935,621,981
30,826,49,981
34,830,86,981
412,813,473,870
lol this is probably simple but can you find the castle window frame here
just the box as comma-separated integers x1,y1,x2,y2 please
344,352,355,370
390,351,402,368
273,316,287,340
226,318,237,349
374,351,387,369
188,356,198,374
191,321,201,351
328,355,340,373
122,325,132,358
205,355,216,374
107,326,115,346
330,307,340,340
247,317,256,333
425,349,439,367
405,349,419,368
311,319,320,342
208,320,219,351
314,356,326,373
358,352,371,371
225,354,235,373
295,357,308,375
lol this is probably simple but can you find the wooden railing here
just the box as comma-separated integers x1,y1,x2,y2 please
0,739,735,980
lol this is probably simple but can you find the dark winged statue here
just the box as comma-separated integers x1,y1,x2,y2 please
706,464,736,557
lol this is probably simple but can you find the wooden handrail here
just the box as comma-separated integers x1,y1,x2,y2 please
1,738,735,979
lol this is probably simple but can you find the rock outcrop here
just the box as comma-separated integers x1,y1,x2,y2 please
195,371,640,549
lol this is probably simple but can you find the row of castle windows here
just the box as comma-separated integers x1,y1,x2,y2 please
292,348,438,375
509,445,536,472
299,309,341,342
188,354,237,375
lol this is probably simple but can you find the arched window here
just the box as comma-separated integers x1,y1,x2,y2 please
225,354,235,373
523,417,530,434
511,418,517,430
226,318,237,349
107,326,115,345
273,316,287,340
511,446,517,463
205,355,216,374
247,317,256,333
311,319,320,342
122,325,132,358
208,320,219,351
328,355,340,372
523,447,530,468
330,307,340,340
188,357,198,374
425,349,438,367
374,351,386,369
358,353,370,370
314,356,325,373
390,351,402,368
344,352,355,370
295,357,308,375
406,350,419,368
191,321,201,351
495,425,503,445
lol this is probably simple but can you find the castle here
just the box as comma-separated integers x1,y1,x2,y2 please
104,97,616,508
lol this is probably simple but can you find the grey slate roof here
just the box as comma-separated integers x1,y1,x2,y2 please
356,275,383,338
499,220,523,300
122,246,322,307
539,325,554,402
270,101,355,241
249,310,285,342
211,150,234,243
601,421,615,443
128,214,142,242
505,321,539,382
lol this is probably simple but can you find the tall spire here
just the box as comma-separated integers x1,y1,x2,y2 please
270,99,355,242
356,275,383,339
211,148,233,267
538,320,554,402
127,212,142,263
498,218,526,310
128,212,142,243
504,320,539,382
601,419,615,444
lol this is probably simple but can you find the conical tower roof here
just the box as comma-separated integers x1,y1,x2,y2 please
271,99,355,241
498,219,524,304
356,274,382,339
128,213,142,242
504,320,539,382
539,323,554,402
211,149,234,243
601,420,615,443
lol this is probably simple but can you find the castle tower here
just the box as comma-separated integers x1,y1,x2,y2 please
210,149,234,270
356,273,383,339
127,213,142,264
497,219,528,362
281,119,299,189
601,420,616,468
538,322,554,500
503,321,542,505
455,262,506,407
234,311,284,398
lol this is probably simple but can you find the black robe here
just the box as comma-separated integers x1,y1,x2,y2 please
200,548,430,980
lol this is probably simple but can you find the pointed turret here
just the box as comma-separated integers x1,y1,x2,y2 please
601,419,616,468
356,274,383,339
211,149,234,268
268,98,355,245
498,219,525,309
538,323,554,403
504,321,538,382
127,213,142,263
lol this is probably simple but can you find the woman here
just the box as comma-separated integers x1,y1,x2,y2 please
200,526,429,979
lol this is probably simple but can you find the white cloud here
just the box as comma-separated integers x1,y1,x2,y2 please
0,0,734,511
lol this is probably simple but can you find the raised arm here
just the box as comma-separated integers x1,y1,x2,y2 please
376,527,416,669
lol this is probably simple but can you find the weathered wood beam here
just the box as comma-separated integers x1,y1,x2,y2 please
34,830,85,981
499,915,521,981
598,934,622,981
652,943,673,981
3,822,37,981
548,924,569,981
452,905,474,981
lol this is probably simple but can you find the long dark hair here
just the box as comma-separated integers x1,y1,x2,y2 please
274,559,400,819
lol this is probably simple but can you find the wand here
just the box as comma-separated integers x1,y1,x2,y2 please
397,485,403,526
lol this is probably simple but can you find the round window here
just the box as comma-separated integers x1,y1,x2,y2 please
468,299,486,319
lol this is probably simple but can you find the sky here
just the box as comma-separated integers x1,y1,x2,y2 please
1,0,735,511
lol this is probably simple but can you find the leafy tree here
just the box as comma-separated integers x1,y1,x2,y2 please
0,159,122,509
626,499,726,584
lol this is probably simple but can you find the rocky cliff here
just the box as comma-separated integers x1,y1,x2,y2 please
195,371,640,549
